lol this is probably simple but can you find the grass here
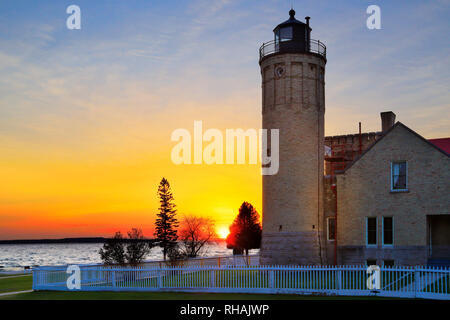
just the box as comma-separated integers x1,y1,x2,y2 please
0,273,29,278
2,270,444,300
0,291,395,300
0,275,32,293
0,273,397,300
381,271,415,291
108,269,416,291
78,270,338,290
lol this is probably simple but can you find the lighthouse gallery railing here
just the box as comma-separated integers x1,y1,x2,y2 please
259,39,326,62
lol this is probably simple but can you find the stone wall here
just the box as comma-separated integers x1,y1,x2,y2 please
260,232,322,265
336,123,450,265
260,52,326,265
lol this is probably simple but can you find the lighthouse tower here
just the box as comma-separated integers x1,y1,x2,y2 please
260,9,326,265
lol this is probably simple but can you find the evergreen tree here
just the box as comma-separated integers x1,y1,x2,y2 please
99,231,126,265
154,178,179,260
226,202,262,255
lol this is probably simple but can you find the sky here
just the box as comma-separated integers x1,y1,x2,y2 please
0,0,449,240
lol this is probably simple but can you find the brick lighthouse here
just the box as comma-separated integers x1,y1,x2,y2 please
259,9,327,265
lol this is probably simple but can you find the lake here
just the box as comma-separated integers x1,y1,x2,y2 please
0,242,258,272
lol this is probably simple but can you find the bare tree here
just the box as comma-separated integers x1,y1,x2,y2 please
179,215,217,258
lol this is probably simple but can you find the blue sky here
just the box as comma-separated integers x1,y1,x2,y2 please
0,0,449,238
0,0,449,139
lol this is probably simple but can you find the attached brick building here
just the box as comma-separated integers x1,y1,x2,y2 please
259,10,449,266
323,113,450,266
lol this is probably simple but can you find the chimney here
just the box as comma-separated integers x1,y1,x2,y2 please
380,111,396,133
305,16,310,28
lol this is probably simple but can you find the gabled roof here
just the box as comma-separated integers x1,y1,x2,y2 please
342,122,449,173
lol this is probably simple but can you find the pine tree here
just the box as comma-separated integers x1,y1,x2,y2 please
226,202,262,255
154,178,179,260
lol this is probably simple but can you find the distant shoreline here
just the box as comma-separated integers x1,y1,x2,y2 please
0,237,108,245
0,237,225,245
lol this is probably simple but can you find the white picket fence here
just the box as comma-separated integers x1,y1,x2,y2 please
32,263,449,300
68,254,259,269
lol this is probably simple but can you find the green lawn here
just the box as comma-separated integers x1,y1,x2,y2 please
85,269,415,291
0,273,398,300
0,291,395,300
0,275,32,293
0,273,30,278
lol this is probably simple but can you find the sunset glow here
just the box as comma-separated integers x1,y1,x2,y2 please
217,226,230,240
0,1,448,241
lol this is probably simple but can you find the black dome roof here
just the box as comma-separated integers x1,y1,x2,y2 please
273,9,308,32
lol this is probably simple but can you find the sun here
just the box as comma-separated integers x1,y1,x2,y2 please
217,226,230,239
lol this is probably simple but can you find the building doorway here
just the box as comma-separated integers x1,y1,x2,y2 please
427,215,450,261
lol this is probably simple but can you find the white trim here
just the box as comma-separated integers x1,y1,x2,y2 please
390,161,408,192
382,216,394,247
366,217,377,247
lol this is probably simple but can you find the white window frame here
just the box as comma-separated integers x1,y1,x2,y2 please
382,216,394,247
390,161,408,192
366,217,377,247
327,217,336,241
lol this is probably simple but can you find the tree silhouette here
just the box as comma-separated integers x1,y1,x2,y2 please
99,231,126,265
99,229,153,266
180,215,217,258
154,178,179,261
126,228,153,266
226,202,262,255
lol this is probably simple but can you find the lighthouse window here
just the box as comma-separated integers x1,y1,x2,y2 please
278,27,293,41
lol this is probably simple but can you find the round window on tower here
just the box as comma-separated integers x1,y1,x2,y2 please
275,66,285,78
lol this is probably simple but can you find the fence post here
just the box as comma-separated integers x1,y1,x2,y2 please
111,270,116,290
414,266,420,298
32,269,36,290
270,268,275,289
210,269,215,288
337,267,342,291
158,268,162,289
32,269,35,290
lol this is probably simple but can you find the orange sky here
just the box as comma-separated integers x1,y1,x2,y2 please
1,1,449,240
0,110,263,240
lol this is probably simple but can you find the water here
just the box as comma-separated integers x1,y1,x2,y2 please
0,242,258,272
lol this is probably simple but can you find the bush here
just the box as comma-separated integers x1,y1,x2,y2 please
99,232,126,265
165,243,187,267
99,229,153,266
